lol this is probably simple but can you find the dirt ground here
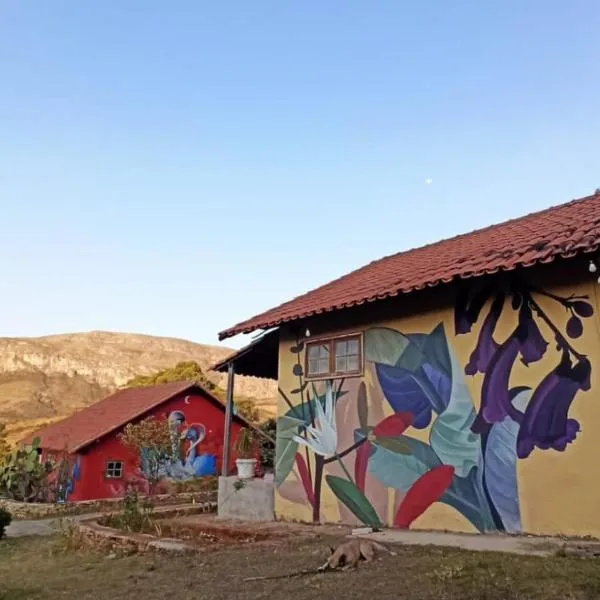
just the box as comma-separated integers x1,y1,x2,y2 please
2,530,600,600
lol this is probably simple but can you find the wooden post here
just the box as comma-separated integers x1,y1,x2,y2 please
222,361,235,476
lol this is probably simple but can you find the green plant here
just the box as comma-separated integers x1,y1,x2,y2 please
235,427,255,459
103,485,154,533
258,419,276,471
0,437,54,502
0,506,12,539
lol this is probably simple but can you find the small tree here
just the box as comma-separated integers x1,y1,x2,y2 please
119,418,172,495
126,361,264,424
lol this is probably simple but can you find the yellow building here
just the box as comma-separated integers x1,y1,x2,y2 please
217,191,600,537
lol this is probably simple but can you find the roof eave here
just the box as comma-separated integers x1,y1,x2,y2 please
217,244,600,340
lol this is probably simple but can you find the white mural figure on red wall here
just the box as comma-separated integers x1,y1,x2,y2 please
156,410,217,479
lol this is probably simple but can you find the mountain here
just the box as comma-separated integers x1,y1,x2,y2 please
0,331,277,443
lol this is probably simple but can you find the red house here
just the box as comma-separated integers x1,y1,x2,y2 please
22,381,250,501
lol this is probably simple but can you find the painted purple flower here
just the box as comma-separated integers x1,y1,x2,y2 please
516,302,548,366
516,352,591,458
465,294,504,375
454,284,491,335
476,335,524,429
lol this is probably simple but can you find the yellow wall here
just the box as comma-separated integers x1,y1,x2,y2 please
274,275,600,536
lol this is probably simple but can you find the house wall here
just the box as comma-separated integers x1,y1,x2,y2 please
49,391,245,501
274,265,600,536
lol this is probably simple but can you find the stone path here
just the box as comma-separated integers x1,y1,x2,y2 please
359,528,600,557
5,512,103,538
5,503,214,538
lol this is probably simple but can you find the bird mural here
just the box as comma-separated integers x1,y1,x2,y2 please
158,410,217,479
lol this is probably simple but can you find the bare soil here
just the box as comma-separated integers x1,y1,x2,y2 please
2,527,600,600
147,515,350,548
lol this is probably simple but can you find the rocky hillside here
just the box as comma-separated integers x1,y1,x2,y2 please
0,331,277,443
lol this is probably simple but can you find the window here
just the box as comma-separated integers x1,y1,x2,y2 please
307,342,330,376
105,461,124,479
305,334,362,378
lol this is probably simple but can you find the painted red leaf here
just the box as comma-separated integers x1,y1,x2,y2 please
372,412,414,437
295,453,315,507
393,465,455,529
354,442,371,493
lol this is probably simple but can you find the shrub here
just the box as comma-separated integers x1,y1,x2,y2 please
258,419,276,472
0,507,12,539
0,438,54,502
103,485,153,533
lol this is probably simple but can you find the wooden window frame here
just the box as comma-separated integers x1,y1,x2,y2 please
304,333,363,380
104,460,124,480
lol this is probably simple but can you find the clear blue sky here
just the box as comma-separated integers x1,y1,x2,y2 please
1,1,599,349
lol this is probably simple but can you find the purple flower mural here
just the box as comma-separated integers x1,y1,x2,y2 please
517,352,591,458
465,294,504,375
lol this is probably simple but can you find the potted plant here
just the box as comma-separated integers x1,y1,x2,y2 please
235,427,256,479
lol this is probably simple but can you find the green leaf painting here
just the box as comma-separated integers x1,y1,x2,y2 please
364,327,411,366
275,416,301,487
325,474,382,528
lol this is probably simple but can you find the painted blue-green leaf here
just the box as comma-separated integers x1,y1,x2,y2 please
364,327,411,366
484,388,531,533
325,474,382,528
275,416,301,487
444,467,497,532
366,435,440,490
429,350,480,477
365,433,495,532
422,323,452,378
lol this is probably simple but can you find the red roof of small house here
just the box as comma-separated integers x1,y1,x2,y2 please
21,381,248,453
219,191,600,340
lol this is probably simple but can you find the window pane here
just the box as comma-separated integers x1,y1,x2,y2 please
335,356,347,372
347,339,359,356
335,340,347,357
308,359,320,375
307,345,320,359
318,344,329,359
346,355,359,372
317,358,330,374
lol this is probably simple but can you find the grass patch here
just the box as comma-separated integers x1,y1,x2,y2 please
1,535,600,599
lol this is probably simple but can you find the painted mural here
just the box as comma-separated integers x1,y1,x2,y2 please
274,280,598,534
48,454,81,503
140,410,217,481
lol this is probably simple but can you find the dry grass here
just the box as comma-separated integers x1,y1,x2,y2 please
2,534,600,600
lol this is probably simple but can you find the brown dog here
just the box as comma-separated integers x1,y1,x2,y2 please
318,539,397,571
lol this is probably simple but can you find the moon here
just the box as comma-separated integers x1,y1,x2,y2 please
184,395,191,405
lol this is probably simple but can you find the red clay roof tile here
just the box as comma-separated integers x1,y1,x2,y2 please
22,381,219,452
219,192,600,340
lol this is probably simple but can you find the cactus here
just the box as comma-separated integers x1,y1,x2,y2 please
0,437,55,503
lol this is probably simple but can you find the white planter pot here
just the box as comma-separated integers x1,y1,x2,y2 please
236,458,257,480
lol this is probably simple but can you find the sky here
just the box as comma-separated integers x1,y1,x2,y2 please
1,1,599,350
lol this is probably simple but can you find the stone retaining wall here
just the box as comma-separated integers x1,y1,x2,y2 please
0,490,217,520
74,503,216,554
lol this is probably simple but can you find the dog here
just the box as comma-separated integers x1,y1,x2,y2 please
318,539,397,571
